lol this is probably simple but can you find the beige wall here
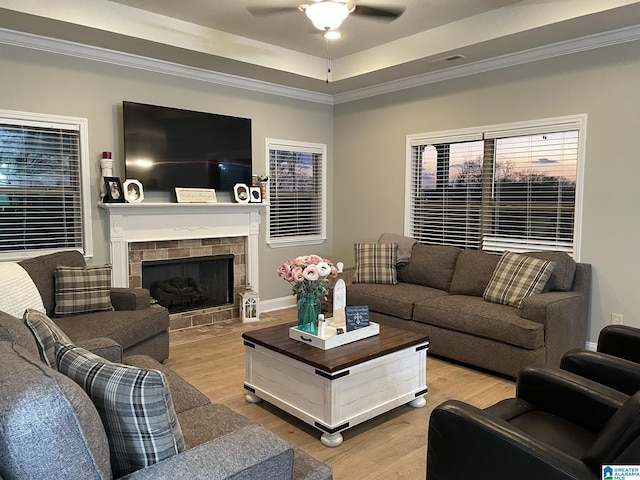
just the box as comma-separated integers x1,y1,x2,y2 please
3,37,639,344
0,44,334,302
333,40,640,343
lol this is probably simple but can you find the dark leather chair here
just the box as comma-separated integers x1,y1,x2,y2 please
427,365,639,480
561,325,640,395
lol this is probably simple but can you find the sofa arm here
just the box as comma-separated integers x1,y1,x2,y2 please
75,337,123,363
516,365,627,433
122,424,295,480
520,290,588,367
110,288,151,311
561,349,640,396
427,400,597,480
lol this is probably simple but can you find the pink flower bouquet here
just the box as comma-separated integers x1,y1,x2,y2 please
277,254,338,299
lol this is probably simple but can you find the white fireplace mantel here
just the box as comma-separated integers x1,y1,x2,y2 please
99,202,263,292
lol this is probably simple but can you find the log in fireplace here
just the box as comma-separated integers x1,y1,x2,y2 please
142,255,234,314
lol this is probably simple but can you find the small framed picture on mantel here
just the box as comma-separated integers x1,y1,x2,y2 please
104,177,126,203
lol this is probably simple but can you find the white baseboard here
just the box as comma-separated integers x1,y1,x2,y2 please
585,341,597,351
260,296,296,313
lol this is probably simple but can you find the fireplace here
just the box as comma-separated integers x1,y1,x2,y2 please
143,255,234,314
99,202,264,330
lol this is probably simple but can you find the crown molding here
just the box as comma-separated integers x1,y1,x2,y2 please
0,27,334,105
333,24,640,104
1,24,640,106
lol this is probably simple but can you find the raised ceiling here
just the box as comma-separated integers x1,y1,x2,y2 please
0,0,639,99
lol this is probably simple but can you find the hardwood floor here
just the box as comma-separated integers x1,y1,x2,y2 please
166,308,516,479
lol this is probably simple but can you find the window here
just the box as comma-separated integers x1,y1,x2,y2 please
266,138,326,247
0,109,92,260
407,115,585,258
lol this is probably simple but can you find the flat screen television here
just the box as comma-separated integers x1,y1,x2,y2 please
123,101,252,193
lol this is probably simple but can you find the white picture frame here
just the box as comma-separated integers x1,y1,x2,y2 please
123,179,144,203
234,183,250,203
175,187,217,203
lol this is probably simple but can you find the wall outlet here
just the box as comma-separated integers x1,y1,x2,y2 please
611,313,624,325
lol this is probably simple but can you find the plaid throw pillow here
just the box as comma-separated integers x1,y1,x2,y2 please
354,242,398,284
54,264,114,316
56,343,185,476
483,252,556,308
23,308,73,367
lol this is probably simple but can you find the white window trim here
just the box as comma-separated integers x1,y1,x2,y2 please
405,114,586,261
266,138,327,248
0,108,93,261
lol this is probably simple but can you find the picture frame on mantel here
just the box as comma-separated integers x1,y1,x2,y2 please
249,186,262,203
104,177,126,203
233,183,250,203
123,179,144,203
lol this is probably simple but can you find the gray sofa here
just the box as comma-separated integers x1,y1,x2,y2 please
347,244,591,377
18,250,170,362
0,312,332,479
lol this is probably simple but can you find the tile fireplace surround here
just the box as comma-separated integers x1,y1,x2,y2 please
99,202,263,330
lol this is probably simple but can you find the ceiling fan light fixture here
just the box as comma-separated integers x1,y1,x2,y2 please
305,1,350,31
323,30,342,40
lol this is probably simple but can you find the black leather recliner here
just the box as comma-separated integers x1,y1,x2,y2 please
427,365,640,480
561,325,640,396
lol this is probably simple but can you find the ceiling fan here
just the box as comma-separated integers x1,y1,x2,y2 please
248,1,405,38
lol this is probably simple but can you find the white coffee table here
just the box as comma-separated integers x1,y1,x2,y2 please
242,322,429,447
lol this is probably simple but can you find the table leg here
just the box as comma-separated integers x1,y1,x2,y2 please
321,432,343,447
245,392,262,403
409,396,426,408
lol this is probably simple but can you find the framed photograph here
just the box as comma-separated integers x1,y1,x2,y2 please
233,183,250,203
104,177,125,203
123,179,144,203
249,186,262,203
175,187,217,203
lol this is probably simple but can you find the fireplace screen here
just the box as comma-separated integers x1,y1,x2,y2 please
142,255,234,314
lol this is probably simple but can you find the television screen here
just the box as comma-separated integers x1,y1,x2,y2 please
123,101,252,192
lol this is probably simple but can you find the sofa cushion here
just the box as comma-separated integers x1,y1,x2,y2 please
354,242,398,284
54,264,115,317
0,311,40,358
124,354,211,414
523,251,577,292
54,307,169,352
449,249,501,296
413,295,545,350
397,245,461,291
484,252,556,308
56,343,185,476
23,308,73,368
348,282,449,320
19,250,86,317
0,341,112,479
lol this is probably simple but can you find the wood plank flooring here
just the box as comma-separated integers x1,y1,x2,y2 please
166,308,516,480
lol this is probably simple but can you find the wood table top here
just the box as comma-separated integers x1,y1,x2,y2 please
242,322,429,373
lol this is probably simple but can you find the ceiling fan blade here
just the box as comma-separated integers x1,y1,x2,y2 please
352,4,405,20
246,6,297,17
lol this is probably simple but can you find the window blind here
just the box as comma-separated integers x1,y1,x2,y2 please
407,116,584,257
267,140,326,247
0,113,88,257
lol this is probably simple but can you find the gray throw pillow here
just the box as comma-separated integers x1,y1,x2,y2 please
54,264,114,316
56,343,185,476
483,252,556,308
354,242,398,284
23,308,74,367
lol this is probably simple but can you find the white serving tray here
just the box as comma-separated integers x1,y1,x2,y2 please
289,321,379,350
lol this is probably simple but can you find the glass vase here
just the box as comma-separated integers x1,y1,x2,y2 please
297,293,320,335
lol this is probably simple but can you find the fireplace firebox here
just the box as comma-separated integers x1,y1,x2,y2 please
142,255,234,314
